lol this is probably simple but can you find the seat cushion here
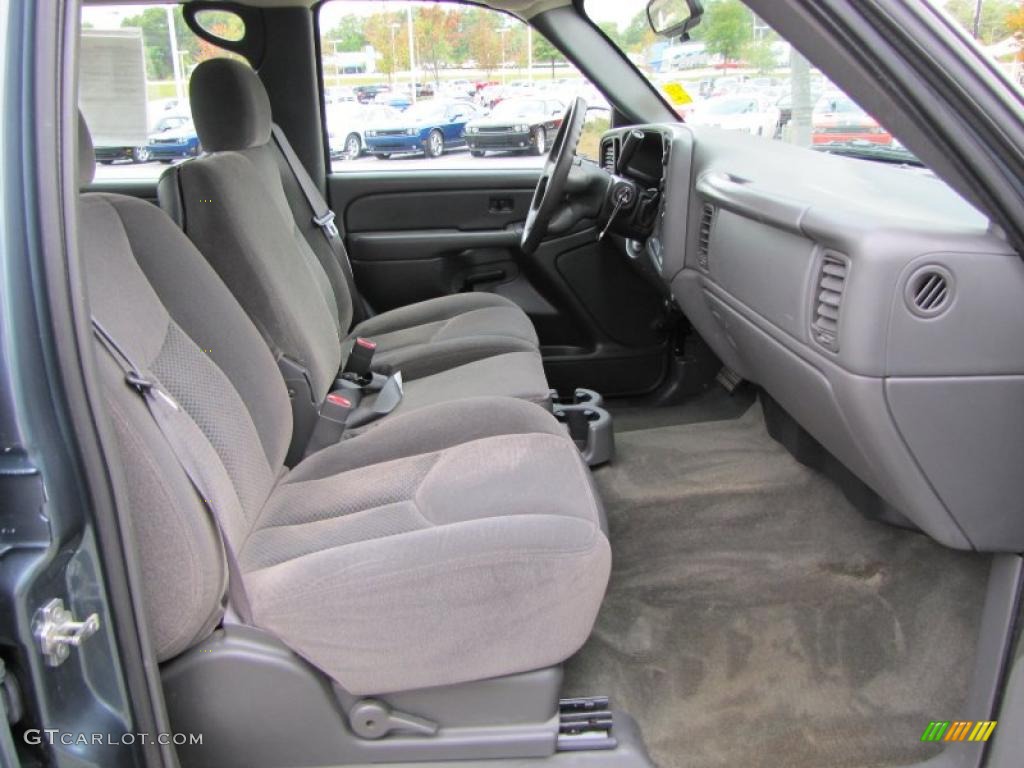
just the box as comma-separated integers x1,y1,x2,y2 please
242,398,611,694
358,351,552,424
348,293,540,381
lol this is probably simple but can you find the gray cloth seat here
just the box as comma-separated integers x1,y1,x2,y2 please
157,58,548,419
78,114,610,695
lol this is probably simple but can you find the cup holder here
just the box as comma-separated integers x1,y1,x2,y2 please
553,403,614,467
550,388,604,409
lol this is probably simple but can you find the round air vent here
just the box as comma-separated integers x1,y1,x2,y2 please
905,266,953,317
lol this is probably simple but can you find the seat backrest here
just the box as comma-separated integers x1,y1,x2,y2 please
157,58,352,403
78,113,293,661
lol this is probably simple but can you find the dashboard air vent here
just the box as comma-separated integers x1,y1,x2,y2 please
906,266,953,317
600,137,619,173
697,204,716,270
811,252,848,352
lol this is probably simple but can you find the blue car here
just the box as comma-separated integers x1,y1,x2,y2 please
364,99,479,159
143,115,201,164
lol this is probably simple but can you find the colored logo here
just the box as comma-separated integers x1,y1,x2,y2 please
921,721,997,742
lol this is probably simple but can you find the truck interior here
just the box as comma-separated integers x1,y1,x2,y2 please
4,0,1024,767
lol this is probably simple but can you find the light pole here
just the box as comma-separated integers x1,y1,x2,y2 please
498,27,509,84
165,6,184,103
527,26,533,83
389,23,399,86
406,4,416,104
972,0,983,40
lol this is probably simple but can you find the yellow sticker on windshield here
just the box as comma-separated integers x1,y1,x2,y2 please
662,82,693,106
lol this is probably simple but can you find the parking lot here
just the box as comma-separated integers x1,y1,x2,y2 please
94,145,550,181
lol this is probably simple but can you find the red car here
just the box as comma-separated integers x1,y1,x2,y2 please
812,92,893,144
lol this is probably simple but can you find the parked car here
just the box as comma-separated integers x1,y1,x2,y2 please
93,143,149,164
440,78,474,98
326,102,401,160
465,97,565,156
145,115,201,163
363,99,479,158
324,85,356,104
812,92,893,144
373,89,412,110
773,84,825,138
353,83,390,103
687,94,781,137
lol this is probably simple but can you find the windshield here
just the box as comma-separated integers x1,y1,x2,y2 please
584,0,1024,166
491,99,546,117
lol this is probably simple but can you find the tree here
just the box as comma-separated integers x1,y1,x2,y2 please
700,0,753,65
415,6,457,83
622,10,656,53
121,6,197,81
741,40,776,73
324,14,368,52
945,0,1016,43
465,11,501,75
1008,2,1024,50
532,33,565,78
363,12,408,82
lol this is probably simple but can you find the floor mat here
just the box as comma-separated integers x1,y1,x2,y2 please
604,385,756,434
564,402,990,768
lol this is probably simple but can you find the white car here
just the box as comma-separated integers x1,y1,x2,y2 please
324,86,356,104
687,94,781,138
325,102,400,160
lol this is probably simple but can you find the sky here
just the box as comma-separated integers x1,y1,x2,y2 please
83,0,645,32
83,0,958,38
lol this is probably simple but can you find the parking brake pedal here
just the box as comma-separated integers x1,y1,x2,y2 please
557,696,617,751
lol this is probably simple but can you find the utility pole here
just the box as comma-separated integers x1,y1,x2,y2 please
527,26,533,83
789,48,812,148
165,5,184,103
973,0,983,40
407,4,416,104
499,27,509,84
389,23,399,86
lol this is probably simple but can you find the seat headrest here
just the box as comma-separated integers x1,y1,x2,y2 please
190,58,272,152
78,110,95,186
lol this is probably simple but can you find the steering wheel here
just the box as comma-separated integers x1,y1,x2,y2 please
520,97,588,255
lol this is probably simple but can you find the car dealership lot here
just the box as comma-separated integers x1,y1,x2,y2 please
94,147,544,180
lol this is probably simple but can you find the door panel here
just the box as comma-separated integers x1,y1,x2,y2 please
330,168,669,396
347,188,534,231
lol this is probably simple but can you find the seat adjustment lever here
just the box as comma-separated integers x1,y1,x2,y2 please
349,698,438,740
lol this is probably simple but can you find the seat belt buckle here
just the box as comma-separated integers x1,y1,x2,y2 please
320,391,355,424
342,337,376,383
312,210,339,239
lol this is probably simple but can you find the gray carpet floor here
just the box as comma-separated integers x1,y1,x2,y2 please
564,400,990,768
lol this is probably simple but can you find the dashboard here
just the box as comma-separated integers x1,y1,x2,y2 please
601,123,1024,553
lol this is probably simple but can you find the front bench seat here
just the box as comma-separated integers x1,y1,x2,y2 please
79,114,609,693
158,58,547,409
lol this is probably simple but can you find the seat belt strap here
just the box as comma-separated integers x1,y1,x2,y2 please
270,123,365,323
91,318,253,623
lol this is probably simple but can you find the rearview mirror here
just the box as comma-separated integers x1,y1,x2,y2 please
646,0,704,41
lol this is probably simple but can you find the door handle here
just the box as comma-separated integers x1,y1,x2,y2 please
489,197,514,214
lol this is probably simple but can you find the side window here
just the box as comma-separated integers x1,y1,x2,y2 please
319,0,608,170
79,3,241,181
